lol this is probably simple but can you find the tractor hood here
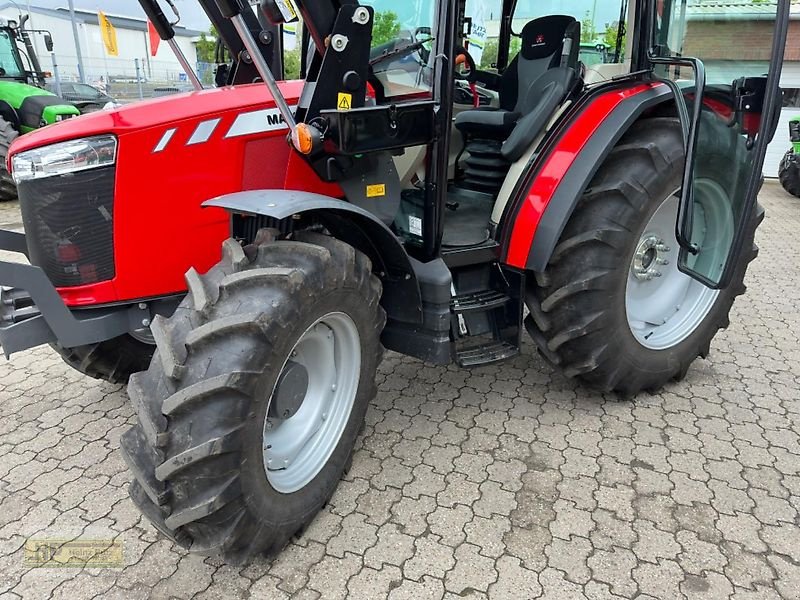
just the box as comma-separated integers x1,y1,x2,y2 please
6,78,332,309
9,80,304,155
0,80,59,107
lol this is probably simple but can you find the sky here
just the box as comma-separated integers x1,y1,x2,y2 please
14,1,624,34
9,0,212,30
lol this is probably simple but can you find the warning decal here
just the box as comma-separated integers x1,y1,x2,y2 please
337,93,352,111
366,184,386,198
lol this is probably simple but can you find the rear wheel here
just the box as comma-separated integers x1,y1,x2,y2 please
51,333,155,384
526,118,762,395
0,118,19,202
778,150,800,198
121,231,385,562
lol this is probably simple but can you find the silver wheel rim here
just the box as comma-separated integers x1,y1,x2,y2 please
263,312,361,494
625,186,728,350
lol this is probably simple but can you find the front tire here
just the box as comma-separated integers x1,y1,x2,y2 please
121,231,385,562
526,118,762,395
0,118,19,202
779,150,800,198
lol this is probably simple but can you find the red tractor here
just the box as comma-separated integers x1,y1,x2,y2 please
0,0,790,562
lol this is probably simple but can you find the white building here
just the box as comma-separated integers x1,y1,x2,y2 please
0,4,202,85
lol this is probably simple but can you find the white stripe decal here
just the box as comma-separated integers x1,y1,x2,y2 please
153,128,177,153
225,106,297,139
187,118,221,145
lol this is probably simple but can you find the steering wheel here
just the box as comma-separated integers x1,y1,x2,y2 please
455,46,479,107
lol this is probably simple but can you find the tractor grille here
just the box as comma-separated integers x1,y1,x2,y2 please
790,120,800,143
18,166,116,288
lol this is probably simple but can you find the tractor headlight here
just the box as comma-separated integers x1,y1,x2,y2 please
11,135,117,184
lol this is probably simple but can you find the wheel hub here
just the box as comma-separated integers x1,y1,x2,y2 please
632,235,671,281
262,313,361,493
625,191,724,351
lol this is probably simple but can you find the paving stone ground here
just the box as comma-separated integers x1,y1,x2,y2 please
0,183,798,599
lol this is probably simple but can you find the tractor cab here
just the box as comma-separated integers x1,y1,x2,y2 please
204,0,788,372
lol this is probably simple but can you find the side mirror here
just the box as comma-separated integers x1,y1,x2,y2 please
138,0,175,40
44,34,53,52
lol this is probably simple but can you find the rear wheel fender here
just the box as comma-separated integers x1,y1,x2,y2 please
499,82,674,272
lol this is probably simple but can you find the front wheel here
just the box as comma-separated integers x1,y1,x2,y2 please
779,150,800,198
526,118,762,395
121,231,385,562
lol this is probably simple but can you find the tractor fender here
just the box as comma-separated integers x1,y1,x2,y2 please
501,81,674,272
0,101,20,130
204,190,423,324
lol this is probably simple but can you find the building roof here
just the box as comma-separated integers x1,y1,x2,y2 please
687,0,800,20
0,3,204,36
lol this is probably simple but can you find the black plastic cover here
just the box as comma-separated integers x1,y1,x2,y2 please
19,166,116,288
322,102,436,155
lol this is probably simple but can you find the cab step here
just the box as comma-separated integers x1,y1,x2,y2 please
456,340,519,367
451,290,511,314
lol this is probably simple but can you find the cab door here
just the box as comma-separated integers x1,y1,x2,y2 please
648,0,791,288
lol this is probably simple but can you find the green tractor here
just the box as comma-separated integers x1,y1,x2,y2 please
0,16,79,201
778,115,800,198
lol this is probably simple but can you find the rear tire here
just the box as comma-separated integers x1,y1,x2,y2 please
0,118,19,202
778,150,800,198
51,334,155,384
526,118,762,395
121,231,385,562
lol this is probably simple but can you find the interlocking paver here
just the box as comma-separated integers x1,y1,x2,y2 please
0,184,799,598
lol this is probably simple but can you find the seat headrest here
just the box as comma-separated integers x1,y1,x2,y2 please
520,15,579,61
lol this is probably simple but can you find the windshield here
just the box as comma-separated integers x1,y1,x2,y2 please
359,0,437,97
0,30,23,78
475,0,628,68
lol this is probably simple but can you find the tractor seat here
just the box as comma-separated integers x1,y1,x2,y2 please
454,16,580,193
454,14,579,142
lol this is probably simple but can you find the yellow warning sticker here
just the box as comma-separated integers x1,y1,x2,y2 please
337,93,352,111
366,184,386,198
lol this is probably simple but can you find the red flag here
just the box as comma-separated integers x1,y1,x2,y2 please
147,20,161,57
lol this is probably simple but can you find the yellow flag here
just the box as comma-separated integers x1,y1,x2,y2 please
98,11,118,56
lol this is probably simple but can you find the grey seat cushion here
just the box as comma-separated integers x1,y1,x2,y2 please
454,108,521,138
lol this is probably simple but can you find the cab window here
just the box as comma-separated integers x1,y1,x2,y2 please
0,30,23,78
360,0,437,97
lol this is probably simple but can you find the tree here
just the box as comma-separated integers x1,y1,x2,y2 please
284,48,301,80
580,10,597,43
479,37,522,70
196,26,218,64
372,11,401,46
603,20,625,59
